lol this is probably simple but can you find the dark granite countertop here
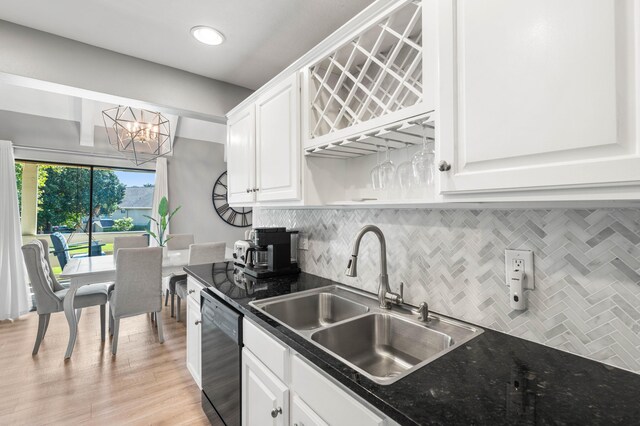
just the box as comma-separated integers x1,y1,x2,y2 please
185,262,640,426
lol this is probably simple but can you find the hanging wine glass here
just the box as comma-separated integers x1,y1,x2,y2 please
412,124,435,186
396,143,414,191
378,139,396,190
370,145,382,190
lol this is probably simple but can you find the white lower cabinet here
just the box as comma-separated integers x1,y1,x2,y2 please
291,394,328,426
186,294,201,389
242,348,289,426
242,318,393,426
290,354,386,426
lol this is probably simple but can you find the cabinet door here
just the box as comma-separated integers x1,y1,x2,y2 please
186,295,201,389
255,73,301,202
291,394,328,426
291,354,385,426
242,348,289,426
227,105,256,204
438,0,640,195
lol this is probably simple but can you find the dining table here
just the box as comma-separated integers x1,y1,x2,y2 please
59,247,233,358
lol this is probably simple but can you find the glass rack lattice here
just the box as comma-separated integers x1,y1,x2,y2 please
308,0,423,140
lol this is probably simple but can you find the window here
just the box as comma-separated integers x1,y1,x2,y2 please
91,168,156,234
15,161,155,276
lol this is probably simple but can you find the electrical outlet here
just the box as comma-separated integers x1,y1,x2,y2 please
299,234,309,251
513,258,525,271
505,249,535,290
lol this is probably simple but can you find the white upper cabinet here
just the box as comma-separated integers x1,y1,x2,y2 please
438,0,640,196
227,105,256,204
226,0,640,206
255,73,301,202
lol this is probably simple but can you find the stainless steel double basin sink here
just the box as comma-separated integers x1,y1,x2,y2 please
250,285,483,385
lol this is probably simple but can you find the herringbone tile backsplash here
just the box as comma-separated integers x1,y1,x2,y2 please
255,208,640,373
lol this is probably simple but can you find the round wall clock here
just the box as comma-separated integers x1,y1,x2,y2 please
212,171,252,227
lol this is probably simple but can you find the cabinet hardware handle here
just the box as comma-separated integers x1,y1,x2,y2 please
255,187,260,191
194,320,201,325
438,160,451,172
271,407,282,418
246,188,250,193
188,289,195,294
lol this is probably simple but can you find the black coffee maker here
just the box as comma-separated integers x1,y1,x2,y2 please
244,227,300,278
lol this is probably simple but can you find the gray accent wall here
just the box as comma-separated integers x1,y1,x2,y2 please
168,138,246,247
2,111,154,169
255,207,640,374
0,19,253,120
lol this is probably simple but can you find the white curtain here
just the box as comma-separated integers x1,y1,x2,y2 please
0,140,31,319
150,157,169,247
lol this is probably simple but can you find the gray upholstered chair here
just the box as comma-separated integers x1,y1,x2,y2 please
107,235,150,297
109,247,163,355
188,242,226,266
22,239,108,355
164,233,195,316
112,235,148,261
176,242,226,322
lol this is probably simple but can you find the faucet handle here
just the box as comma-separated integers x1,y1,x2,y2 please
399,282,404,300
417,302,429,322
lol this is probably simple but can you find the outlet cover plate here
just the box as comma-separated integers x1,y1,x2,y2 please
505,249,535,290
299,234,309,251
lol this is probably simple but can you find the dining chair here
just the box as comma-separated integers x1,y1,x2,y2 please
109,247,163,355
112,235,149,261
50,232,105,270
22,239,108,355
164,233,195,316
175,242,226,322
107,235,150,297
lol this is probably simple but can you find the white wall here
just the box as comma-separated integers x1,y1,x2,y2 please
167,137,246,246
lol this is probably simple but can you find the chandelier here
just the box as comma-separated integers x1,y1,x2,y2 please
102,106,172,166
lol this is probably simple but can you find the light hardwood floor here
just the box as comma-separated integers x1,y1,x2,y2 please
0,305,209,425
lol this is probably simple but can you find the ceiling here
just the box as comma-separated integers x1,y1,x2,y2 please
0,0,375,90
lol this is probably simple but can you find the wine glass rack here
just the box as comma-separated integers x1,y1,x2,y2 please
308,0,424,141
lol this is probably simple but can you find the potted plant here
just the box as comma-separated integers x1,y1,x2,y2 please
145,196,181,257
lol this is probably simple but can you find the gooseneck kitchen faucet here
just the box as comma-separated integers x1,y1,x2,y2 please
345,225,403,309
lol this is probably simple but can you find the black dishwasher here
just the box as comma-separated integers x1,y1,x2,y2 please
201,288,243,426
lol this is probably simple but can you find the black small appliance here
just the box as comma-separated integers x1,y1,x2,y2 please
243,227,300,278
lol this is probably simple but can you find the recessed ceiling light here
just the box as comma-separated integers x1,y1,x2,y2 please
190,26,225,46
